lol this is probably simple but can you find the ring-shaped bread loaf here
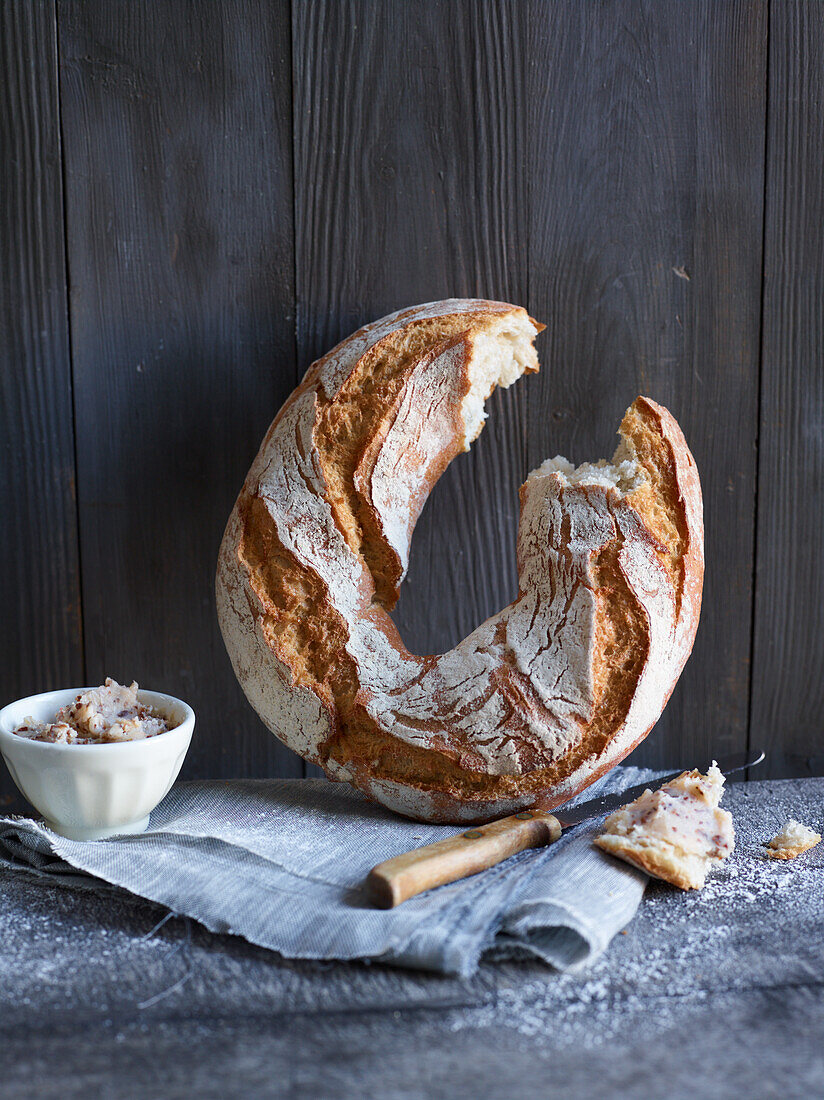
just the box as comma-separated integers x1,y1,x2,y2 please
217,299,703,822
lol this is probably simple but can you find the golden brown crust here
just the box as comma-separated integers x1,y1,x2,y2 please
765,821,822,860
767,847,810,861
593,835,703,891
217,299,704,823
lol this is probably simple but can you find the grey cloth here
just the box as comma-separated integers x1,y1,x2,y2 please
0,767,659,978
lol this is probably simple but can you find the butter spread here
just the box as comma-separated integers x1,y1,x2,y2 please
13,679,169,744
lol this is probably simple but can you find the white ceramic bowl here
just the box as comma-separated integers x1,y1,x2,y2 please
0,687,195,840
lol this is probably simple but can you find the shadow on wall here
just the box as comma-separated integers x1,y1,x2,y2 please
74,307,304,783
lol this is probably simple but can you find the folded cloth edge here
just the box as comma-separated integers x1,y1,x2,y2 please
0,768,661,977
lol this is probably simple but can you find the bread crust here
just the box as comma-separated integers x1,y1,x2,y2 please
217,299,704,823
593,834,708,891
767,846,814,861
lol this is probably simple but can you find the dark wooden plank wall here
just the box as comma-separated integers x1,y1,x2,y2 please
526,0,767,768
294,0,528,658
0,1,83,811
1,0,820,809
55,0,304,794
751,1,824,777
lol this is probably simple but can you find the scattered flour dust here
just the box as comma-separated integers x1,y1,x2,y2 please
1,779,820,1053
433,792,824,1051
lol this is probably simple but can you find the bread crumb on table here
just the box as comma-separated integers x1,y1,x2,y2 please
765,820,821,860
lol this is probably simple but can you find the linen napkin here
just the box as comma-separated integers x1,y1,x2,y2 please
0,767,659,978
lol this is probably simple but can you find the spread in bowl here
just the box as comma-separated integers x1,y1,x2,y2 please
0,683,195,840
13,678,169,744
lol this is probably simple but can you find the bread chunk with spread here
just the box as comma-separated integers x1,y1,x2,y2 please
594,764,734,889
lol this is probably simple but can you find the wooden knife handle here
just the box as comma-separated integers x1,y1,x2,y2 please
366,810,563,908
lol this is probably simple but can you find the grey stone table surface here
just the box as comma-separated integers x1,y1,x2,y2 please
2,778,823,1100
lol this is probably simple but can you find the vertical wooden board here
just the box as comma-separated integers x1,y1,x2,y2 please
292,0,531,667
57,0,303,778
751,3,824,777
0,2,83,812
526,0,767,769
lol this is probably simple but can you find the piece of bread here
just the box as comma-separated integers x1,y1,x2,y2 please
594,764,734,889
765,820,822,860
217,298,704,823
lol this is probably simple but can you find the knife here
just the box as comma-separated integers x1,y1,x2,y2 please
366,749,765,907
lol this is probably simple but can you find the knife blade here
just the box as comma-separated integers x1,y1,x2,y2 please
553,748,765,827
366,749,765,907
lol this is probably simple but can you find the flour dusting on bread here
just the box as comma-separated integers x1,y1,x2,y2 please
217,298,704,823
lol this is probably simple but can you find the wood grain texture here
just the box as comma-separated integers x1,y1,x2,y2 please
292,0,530,660
750,2,824,778
526,0,767,769
56,0,303,780
0,2,83,813
5,0,823,792
367,810,562,908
